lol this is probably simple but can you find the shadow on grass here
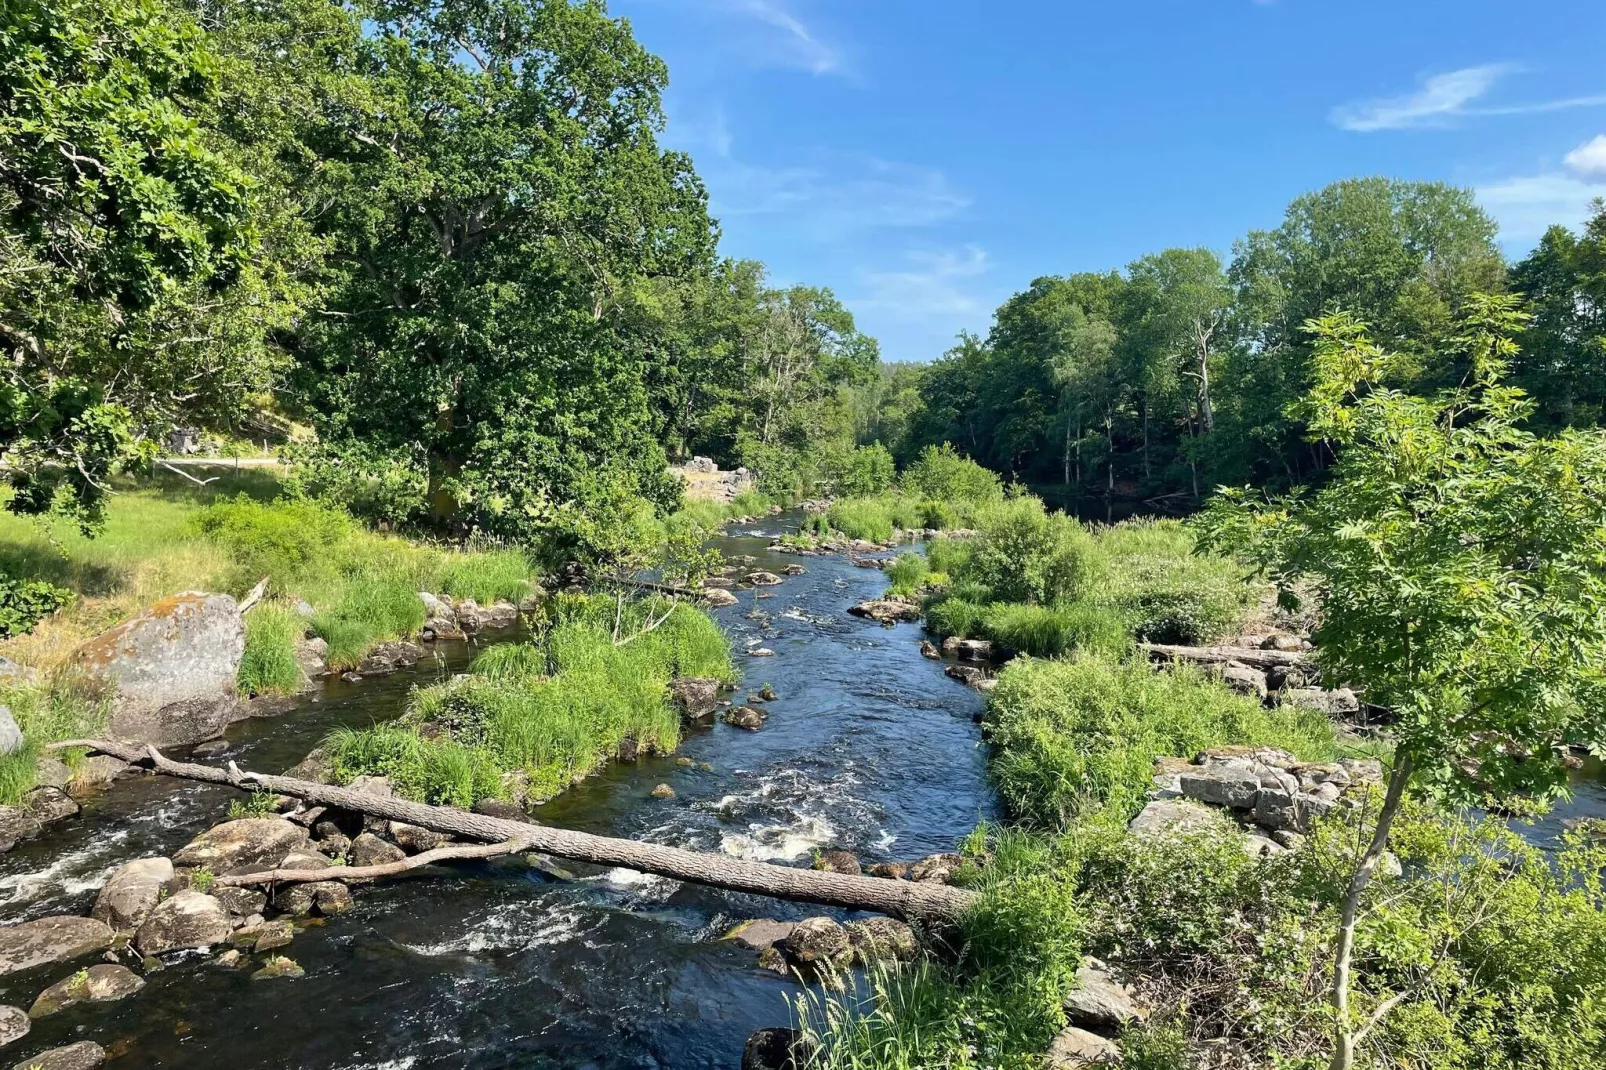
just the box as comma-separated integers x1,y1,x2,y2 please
122,466,285,506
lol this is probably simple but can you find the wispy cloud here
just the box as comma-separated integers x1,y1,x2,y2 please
710,153,970,239
1332,64,1606,132
1477,135,1606,247
857,247,991,320
730,0,840,75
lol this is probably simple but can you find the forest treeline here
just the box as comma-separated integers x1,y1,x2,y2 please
0,0,879,552
862,183,1606,510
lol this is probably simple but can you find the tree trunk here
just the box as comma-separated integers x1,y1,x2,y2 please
1139,642,1310,671
1329,754,1413,1070
58,741,977,922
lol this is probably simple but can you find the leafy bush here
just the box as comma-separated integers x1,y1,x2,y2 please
1096,520,1249,645
962,496,1099,606
983,654,1336,829
0,573,72,638
191,494,355,589
883,553,929,597
237,603,305,696
900,444,1003,505
830,443,897,496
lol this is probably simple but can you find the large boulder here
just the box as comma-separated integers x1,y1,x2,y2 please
845,917,917,965
349,832,405,868
848,600,921,624
0,917,112,977
172,818,308,873
783,917,851,969
71,592,244,744
1127,799,1223,839
0,809,41,854
272,880,353,917
741,1028,817,1070
135,890,232,955
91,857,174,931
28,964,144,1018
9,1041,105,1070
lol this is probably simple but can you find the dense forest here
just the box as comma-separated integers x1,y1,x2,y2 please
869,183,1606,511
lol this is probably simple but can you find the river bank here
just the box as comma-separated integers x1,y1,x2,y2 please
0,514,994,1068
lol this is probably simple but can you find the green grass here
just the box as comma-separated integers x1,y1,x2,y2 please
308,580,428,670
978,601,1132,659
982,653,1337,830
0,679,106,805
325,595,734,805
883,553,930,598
238,602,306,696
924,596,987,640
436,547,533,605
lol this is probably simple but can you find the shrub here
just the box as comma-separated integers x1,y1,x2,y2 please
983,654,1336,829
900,444,1003,505
978,602,1130,659
238,603,305,696
923,536,972,578
962,496,1100,605
0,573,72,638
191,495,355,589
831,444,897,497
1096,520,1249,645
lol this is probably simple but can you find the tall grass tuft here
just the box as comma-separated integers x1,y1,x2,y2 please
0,679,106,804
238,603,306,696
436,548,532,605
310,581,427,669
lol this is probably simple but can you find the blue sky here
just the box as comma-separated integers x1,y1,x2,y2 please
614,0,1606,363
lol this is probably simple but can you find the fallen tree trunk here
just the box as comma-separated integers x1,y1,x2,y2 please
54,740,977,921
1139,642,1310,671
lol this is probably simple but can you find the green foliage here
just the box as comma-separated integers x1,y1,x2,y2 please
883,554,930,598
807,495,922,544
0,679,105,804
983,654,1336,829
237,603,304,696
0,573,72,638
191,495,355,590
1095,520,1249,646
327,597,732,805
979,602,1130,659
436,549,532,606
227,793,279,819
960,497,1098,606
899,444,1003,504
309,581,426,671
1203,296,1606,808
923,596,988,641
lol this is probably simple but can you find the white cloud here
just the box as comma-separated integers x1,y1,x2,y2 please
1332,65,1606,132
1477,173,1606,247
1565,134,1606,182
857,247,991,320
1332,64,1513,131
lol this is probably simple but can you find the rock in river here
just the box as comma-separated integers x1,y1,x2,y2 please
172,818,308,873
847,599,920,624
812,849,860,875
0,1005,28,1048
702,588,740,607
0,917,113,978
350,832,406,868
784,917,851,968
723,705,768,730
136,890,233,955
28,964,145,1018
9,1041,105,1070
70,591,245,745
669,678,722,723
91,857,174,932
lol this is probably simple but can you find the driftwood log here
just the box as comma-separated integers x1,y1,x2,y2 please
1139,642,1310,672
53,740,977,921
215,840,530,887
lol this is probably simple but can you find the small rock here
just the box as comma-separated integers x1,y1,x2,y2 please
919,640,941,659
650,784,676,799
0,1005,27,1048
9,1041,105,1070
813,849,860,875
1219,664,1268,701
1178,766,1261,810
251,955,304,981
747,648,775,658
1243,834,1287,859
756,684,778,702
0,917,113,977
217,948,243,966
1046,1025,1121,1067
908,853,964,884
669,678,722,723
0,707,21,757
172,819,308,874
232,918,294,952
1282,687,1360,716
191,739,230,758
955,638,993,661
211,886,267,918
702,589,740,608
845,917,916,965
784,917,851,968
273,880,352,917
741,1028,818,1070
349,833,405,868
471,798,531,823
20,787,77,827
0,808,42,854
782,564,807,576
848,600,920,624
723,705,768,730
135,890,232,955
32,757,69,790
865,861,908,880
387,821,448,854
745,572,783,586
28,964,144,1018
723,919,796,952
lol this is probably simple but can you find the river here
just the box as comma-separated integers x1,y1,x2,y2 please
0,519,995,1068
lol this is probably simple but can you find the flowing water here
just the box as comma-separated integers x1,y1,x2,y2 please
0,519,995,1068
4,517,1602,1068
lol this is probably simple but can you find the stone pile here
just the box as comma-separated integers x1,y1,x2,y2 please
418,591,526,642
1134,746,1384,853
